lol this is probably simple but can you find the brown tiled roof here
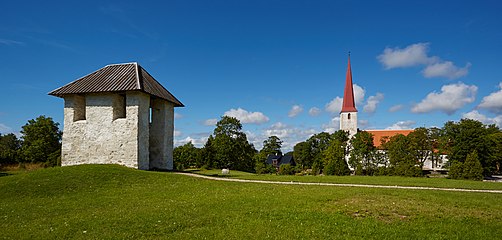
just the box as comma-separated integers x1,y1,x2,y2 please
365,129,414,148
49,63,184,107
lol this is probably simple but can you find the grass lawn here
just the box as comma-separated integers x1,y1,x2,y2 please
1,165,501,239
191,169,502,190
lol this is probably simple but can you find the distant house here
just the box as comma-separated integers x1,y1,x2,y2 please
266,153,295,169
49,62,183,170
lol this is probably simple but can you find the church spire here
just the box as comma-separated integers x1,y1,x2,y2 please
341,54,357,113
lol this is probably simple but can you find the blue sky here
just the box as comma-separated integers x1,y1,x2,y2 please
1,0,502,152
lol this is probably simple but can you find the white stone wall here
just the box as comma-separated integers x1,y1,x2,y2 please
340,112,358,137
149,98,174,170
61,92,151,169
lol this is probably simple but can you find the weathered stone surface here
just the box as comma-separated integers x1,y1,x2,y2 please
61,91,174,170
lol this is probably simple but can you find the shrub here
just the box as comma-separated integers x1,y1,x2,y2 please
448,161,464,179
463,151,483,181
278,164,295,175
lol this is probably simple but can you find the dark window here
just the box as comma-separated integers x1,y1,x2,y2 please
113,94,126,120
348,113,351,120
73,95,86,121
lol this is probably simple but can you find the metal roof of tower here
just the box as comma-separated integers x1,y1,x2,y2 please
341,55,357,113
48,63,184,107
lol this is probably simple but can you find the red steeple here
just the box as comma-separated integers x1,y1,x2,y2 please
341,54,357,113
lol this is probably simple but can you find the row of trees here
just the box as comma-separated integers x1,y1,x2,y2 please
0,116,62,167
175,117,502,180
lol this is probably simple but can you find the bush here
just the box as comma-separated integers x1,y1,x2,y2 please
278,164,295,175
448,161,464,179
463,151,484,180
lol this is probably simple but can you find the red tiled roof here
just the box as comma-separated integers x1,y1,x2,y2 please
341,55,357,113
49,63,184,107
365,129,414,148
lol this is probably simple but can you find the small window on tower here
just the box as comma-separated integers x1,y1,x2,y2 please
113,94,126,120
348,113,351,120
73,95,86,121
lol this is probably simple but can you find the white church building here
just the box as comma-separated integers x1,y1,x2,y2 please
49,63,183,170
339,56,448,172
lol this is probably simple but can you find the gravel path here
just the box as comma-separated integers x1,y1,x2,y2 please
176,172,502,194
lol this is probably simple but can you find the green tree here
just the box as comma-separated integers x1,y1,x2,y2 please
211,116,256,172
20,116,62,166
349,131,376,175
261,136,282,156
255,136,283,174
322,140,350,176
0,133,21,165
200,135,216,168
173,142,199,170
463,151,484,181
443,119,499,175
408,127,433,168
293,141,312,169
487,132,502,174
384,134,422,177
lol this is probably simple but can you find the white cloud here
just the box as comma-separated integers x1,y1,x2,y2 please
462,110,502,127
308,107,321,116
386,121,416,130
203,118,218,126
378,42,470,79
174,113,183,119
377,43,434,69
257,122,317,152
353,84,365,106
0,38,25,46
359,120,369,128
288,105,303,117
322,117,341,133
411,82,477,115
363,93,384,113
325,97,343,114
174,129,182,137
325,84,365,114
174,136,209,148
422,61,471,79
478,82,502,114
0,123,13,134
224,108,269,124
389,104,404,112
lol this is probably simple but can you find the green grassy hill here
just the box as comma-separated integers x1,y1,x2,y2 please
1,165,502,239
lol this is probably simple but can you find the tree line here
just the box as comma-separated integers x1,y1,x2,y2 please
175,117,502,180
0,116,62,168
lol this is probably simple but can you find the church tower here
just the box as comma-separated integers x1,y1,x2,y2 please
340,55,358,137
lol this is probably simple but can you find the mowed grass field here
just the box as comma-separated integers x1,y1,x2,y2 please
1,165,502,239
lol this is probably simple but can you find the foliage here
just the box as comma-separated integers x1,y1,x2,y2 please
208,116,256,172
487,132,502,174
20,115,62,166
261,135,282,156
384,134,422,177
462,151,484,181
293,141,312,169
0,133,21,164
448,161,464,180
349,131,376,175
278,163,295,175
2,165,502,239
293,130,349,170
173,142,200,170
443,119,499,175
322,140,350,176
407,127,433,167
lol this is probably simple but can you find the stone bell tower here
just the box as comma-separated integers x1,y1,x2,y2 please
49,63,184,170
